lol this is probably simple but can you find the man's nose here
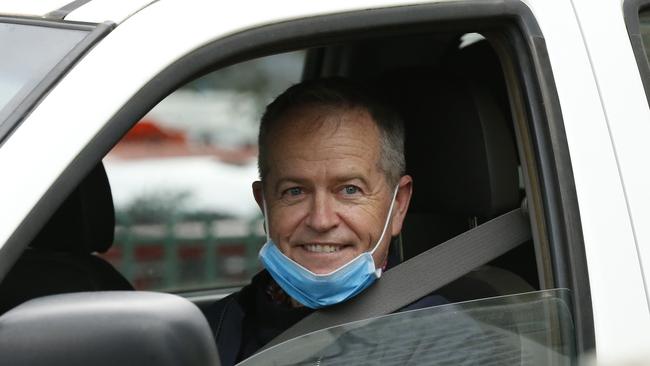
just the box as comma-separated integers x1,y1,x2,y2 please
305,192,339,232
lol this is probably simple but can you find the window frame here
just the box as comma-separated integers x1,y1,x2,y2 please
2,0,593,353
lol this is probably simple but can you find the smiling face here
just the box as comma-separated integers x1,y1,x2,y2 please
253,105,412,275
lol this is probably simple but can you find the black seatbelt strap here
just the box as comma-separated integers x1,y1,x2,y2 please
260,207,531,351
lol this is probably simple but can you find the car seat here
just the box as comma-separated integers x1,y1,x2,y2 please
375,40,536,301
0,163,133,314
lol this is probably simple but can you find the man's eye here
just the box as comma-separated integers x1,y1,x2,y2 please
286,187,303,196
342,186,360,195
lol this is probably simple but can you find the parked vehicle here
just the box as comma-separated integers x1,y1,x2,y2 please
1,0,650,364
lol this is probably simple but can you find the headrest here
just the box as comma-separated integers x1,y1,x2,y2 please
29,163,115,253
377,49,519,218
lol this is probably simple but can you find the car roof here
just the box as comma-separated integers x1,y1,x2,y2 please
0,0,72,17
0,0,156,24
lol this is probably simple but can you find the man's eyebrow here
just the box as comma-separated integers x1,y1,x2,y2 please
334,175,370,187
273,175,371,191
274,177,310,192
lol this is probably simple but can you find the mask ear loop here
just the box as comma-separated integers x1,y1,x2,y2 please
369,185,400,255
261,191,270,242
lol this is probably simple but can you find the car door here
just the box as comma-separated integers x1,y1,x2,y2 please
569,0,650,359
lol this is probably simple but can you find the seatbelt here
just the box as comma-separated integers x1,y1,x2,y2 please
260,207,531,351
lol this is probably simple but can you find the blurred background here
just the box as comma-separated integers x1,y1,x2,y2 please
101,51,304,292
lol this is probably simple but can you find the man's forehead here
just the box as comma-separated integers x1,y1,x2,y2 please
268,145,377,178
269,105,379,149
270,104,376,135
263,105,383,181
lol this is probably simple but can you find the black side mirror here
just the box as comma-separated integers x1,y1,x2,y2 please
0,291,220,366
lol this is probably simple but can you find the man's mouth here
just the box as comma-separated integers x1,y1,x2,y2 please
302,244,344,253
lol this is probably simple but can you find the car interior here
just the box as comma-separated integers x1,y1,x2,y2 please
294,30,540,302
344,34,538,301
0,26,546,352
0,163,132,314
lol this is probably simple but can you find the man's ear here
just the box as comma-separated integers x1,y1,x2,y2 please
390,175,413,237
252,181,264,214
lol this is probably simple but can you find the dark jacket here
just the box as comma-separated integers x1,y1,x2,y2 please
205,270,447,365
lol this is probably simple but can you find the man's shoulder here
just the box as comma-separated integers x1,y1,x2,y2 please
205,271,267,335
204,273,266,366
398,293,449,312
205,293,243,334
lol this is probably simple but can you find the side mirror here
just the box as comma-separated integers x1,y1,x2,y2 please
0,291,220,366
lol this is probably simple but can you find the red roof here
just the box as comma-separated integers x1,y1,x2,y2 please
122,119,186,143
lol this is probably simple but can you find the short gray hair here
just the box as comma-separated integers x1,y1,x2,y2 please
258,78,405,186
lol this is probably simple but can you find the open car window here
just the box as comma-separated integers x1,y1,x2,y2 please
239,289,576,365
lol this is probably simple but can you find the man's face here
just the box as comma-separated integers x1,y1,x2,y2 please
253,105,412,275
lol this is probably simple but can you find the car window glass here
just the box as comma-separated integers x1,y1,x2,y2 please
238,289,575,365
0,21,87,125
102,51,304,292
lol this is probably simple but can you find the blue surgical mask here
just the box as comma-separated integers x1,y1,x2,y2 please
258,186,399,309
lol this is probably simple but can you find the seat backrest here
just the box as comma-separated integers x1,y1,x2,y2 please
374,39,535,299
0,163,133,314
30,163,116,254
380,67,519,259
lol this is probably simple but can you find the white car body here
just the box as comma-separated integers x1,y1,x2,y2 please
0,0,649,362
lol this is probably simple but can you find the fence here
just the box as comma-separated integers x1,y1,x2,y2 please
101,212,266,292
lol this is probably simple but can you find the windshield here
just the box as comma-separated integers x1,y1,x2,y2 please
239,289,575,365
0,20,88,130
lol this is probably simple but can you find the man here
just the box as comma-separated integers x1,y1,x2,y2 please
205,78,446,365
